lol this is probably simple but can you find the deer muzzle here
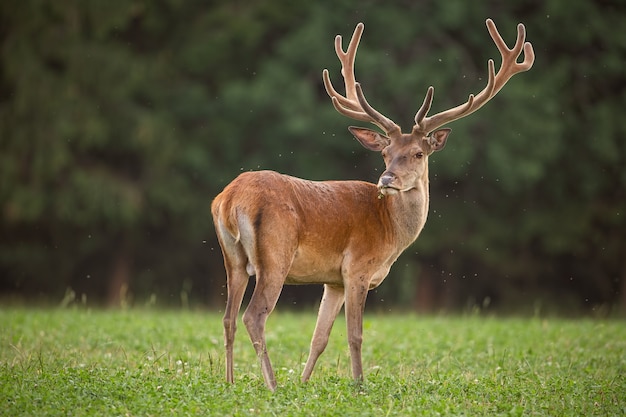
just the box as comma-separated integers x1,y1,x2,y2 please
378,172,400,195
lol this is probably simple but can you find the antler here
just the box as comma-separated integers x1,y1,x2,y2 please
414,19,535,135
323,23,401,136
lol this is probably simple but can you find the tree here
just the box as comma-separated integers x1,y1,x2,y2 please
0,0,307,304
1,0,624,313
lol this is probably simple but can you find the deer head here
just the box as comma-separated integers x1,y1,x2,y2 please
324,19,535,196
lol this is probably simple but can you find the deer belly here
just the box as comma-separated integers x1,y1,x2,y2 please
285,248,343,285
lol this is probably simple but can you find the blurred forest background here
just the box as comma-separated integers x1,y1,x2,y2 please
1,0,624,314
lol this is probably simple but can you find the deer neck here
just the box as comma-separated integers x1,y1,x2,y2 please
383,167,430,246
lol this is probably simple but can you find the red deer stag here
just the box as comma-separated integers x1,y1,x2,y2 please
211,19,534,390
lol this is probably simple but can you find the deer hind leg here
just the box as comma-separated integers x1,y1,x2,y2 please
242,269,285,391
301,284,345,382
219,238,250,385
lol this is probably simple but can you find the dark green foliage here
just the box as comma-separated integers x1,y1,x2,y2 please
0,0,624,311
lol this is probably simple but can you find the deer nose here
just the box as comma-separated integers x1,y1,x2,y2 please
378,172,396,187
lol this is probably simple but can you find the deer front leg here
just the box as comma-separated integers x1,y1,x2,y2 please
302,284,345,382
344,279,369,382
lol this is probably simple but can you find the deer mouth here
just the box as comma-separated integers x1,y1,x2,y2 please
378,183,419,197
378,185,400,196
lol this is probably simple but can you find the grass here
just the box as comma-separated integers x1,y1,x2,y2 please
1,307,625,416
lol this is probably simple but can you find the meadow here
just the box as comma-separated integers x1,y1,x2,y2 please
1,307,624,416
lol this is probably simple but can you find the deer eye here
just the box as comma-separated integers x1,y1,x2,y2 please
414,152,424,159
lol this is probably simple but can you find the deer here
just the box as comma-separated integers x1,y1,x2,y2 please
211,18,534,391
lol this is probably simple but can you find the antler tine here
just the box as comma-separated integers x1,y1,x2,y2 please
414,86,434,126
338,23,362,103
323,23,363,111
486,19,535,95
323,70,367,117
354,83,398,130
324,23,401,136
415,19,535,135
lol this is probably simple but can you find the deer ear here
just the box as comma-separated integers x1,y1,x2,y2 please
427,128,451,152
348,126,391,152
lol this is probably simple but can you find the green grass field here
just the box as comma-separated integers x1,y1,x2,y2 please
1,308,624,416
